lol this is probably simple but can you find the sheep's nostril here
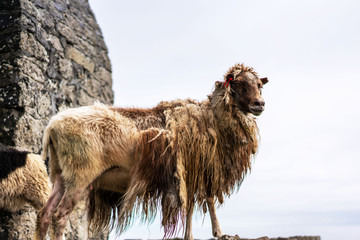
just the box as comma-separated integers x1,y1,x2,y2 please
254,100,265,107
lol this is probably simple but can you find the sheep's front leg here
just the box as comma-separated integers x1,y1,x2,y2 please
207,196,224,238
34,174,65,240
184,201,194,240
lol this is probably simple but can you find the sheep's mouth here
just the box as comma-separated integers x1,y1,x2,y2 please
249,105,264,116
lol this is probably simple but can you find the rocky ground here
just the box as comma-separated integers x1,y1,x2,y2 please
217,235,321,240
166,235,321,240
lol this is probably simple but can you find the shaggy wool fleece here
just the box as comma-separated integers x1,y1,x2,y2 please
0,144,51,211
41,63,261,237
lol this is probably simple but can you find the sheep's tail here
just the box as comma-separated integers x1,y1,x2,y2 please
41,125,61,183
41,126,51,161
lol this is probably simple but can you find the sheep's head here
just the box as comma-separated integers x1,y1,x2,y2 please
224,64,268,116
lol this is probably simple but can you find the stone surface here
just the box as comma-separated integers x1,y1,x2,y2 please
270,237,321,240
0,0,113,239
0,205,37,240
216,235,269,240
213,236,320,240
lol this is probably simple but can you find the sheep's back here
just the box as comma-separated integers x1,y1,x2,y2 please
45,105,139,179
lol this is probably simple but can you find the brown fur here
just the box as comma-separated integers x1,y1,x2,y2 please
164,95,258,209
110,106,166,130
115,128,185,236
35,63,267,240
0,144,51,211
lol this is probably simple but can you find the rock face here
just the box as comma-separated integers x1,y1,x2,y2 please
0,0,113,239
270,237,321,240
217,235,321,240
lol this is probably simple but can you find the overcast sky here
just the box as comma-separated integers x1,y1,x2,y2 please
88,1,360,239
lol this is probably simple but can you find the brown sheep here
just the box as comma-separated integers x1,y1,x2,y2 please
0,144,51,212
34,63,268,240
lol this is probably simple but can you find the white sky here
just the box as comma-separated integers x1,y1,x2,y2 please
88,1,360,239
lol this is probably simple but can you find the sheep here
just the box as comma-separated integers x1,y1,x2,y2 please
0,144,51,212
34,63,268,240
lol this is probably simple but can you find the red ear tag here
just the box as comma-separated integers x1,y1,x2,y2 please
223,77,233,88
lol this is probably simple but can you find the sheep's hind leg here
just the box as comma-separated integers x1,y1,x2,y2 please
50,182,88,240
207,196,224,238
184,201,194,240
34,174,65,240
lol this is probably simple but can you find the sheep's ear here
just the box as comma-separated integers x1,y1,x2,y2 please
215,81,223,89
260,77,268,85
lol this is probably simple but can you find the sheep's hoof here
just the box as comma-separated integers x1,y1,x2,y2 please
213,230,224,238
